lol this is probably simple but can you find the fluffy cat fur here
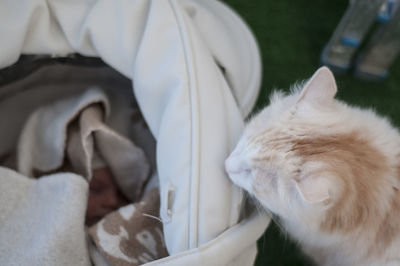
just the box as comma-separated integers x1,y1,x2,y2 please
225,67,400,266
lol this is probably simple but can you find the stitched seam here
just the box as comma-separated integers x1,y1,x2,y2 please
168,0,199,249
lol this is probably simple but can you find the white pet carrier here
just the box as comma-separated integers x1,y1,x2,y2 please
0,0,270,265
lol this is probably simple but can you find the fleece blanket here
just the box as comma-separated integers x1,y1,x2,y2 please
0,88,166,265
0,168,91,266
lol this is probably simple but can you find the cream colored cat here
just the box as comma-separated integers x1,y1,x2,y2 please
225,67,400,266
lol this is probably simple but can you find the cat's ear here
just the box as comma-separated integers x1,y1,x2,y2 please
296,66,337,105
294,176,330,204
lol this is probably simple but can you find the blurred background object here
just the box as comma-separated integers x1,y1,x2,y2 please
355,1,400,79
321,0,400,79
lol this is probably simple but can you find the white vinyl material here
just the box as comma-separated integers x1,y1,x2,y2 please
0,0,270,265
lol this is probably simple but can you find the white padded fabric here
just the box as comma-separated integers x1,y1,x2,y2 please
0,0,269,265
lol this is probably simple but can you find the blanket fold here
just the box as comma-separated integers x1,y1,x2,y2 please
17,88,150,202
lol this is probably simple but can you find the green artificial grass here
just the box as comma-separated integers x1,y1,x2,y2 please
221,0,400,265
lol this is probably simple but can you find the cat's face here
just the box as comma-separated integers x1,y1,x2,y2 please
225,67,340,220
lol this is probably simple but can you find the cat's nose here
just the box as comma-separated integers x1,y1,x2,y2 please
225,156,242,175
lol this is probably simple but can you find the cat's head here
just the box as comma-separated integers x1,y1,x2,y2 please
225,67,393,229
